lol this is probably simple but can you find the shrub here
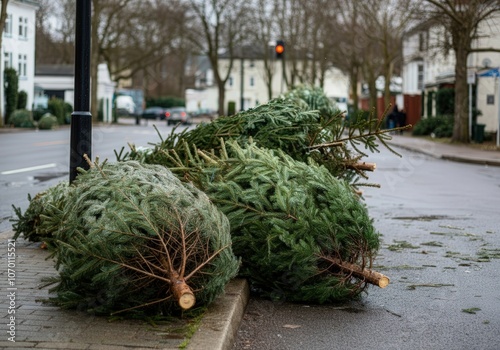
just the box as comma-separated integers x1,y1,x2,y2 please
17,90,28,109
48,98,66,125
435,88,454,116
38,113,59,130
412,115,454,138
145,96,185,108
33,108,49,122
4,68,19,121
227,101,236,116
64,102,73,123
8,109,34,128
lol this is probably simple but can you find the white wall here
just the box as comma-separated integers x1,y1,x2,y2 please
188,58,349,115
1,0,38,116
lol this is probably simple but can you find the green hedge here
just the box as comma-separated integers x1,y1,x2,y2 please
38,113,59,130
4,68,19,121
8,109,34,128
412,115,454,138
17,91,28,109
145,96,185,108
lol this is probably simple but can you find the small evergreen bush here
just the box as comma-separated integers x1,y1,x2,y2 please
8,109,34,128
33,108,49,122
17,90,28,109
4,68,19,121
227,101,236,115
145,96,185,108
64,102,73,123
412,115,454,138
48,98,66,125
435,88,454,116
38,113,59,130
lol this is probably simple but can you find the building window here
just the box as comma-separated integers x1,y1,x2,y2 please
418,32,426,52
249,76,254,87
4,14,12,36
228,76,233,87
18,17,28,39
4,52,12,69
417,64,424,91
18,54,27,77
249,60,255,68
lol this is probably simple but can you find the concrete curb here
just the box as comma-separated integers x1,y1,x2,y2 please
187,278,250,350
388,139,500,167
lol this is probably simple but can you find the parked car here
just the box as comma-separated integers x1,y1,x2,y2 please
166,107,191,125
115,95,136,116
191,108,217,121
141,106,166,121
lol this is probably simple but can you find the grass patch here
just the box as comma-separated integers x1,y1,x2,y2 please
407,283,454,290
421,241,444,247
462,307,481,314
387,240,420,251
178,308,207,349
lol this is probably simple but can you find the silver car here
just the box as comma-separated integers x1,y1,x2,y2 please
166,107,191,125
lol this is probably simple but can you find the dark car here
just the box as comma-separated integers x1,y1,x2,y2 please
166,107,191,125
141,107,166,121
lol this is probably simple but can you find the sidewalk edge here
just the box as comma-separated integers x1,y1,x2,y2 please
187,278,249,350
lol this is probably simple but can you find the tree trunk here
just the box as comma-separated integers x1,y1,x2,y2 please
452,46,469,143
170,271,196,310
332,259,390,288
349,66,359,115
218,80,225,116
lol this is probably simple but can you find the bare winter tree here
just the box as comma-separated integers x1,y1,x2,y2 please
424,0,500,143
35,0,67,65
187,0,250,115
295,0,339,88
360,0,418,113
333,0,368,115
248,0,278,101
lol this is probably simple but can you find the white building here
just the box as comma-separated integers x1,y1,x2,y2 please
186,51,349,115
35,63,116,123
402,14,500,135
1,0,39,121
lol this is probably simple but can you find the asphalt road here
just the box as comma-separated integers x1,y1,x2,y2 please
0,119,190,233
233,146,500,350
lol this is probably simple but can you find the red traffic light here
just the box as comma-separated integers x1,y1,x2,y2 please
275,40,285,58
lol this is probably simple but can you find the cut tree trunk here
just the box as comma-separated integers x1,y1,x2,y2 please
170,271,196,310
324,257,390,288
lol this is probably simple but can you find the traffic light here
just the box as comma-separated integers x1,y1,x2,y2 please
275,40,285,59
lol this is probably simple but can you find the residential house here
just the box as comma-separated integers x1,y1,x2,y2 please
1,0,38,121
186,47,349,115
35,63,116,123
402,15,500,136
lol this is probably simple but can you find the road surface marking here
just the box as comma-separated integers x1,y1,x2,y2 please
33,140,68,146
1,163,58,175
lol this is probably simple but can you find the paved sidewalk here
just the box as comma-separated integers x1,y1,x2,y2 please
0,229,248,350
388,134,500,167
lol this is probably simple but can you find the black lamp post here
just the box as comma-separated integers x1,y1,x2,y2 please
69,0,92,183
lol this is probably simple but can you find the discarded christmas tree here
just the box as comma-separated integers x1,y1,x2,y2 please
114,86,398,302
12,181,69,243
14,160,239,315
117,85,406,189
162,139,387,302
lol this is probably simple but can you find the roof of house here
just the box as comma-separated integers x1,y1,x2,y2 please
35,64,74,77
14,0,40,7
